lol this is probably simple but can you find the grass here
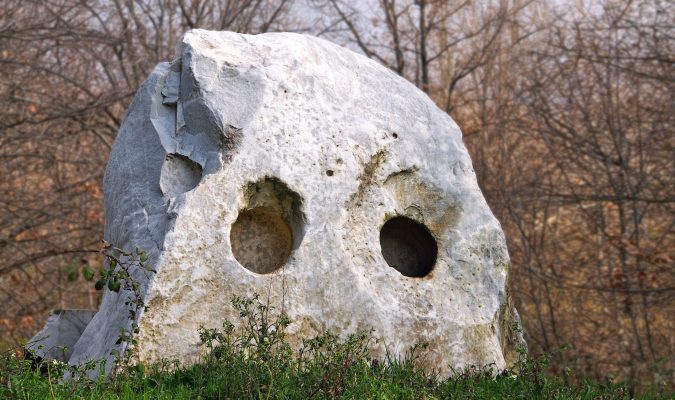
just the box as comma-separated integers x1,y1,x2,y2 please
1,295,671,399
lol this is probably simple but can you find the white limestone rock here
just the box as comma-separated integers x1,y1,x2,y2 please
66,30,525,374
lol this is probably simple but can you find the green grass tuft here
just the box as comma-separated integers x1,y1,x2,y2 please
1,295,671,399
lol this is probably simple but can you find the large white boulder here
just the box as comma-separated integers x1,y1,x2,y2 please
64,30,524,374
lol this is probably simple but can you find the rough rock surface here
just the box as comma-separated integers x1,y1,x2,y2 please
27,310,96,362
63,30,525,374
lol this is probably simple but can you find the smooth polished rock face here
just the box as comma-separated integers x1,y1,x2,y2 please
66,30,525,374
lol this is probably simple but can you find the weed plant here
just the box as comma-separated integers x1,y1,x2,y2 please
1,294,670,399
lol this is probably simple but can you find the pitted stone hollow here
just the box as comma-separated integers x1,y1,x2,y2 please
159,153,202,197
380,216,438,277
230,177,304,274
231,207,293,273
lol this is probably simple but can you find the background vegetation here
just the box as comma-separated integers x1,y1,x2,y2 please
0,0,672,392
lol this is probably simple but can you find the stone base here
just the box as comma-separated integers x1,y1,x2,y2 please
27,309,96,362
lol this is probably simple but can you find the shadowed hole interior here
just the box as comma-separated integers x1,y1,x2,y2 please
230,177,305,274
231,208,293,274
379,216,437,277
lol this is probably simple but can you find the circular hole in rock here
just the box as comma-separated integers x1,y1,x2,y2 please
230,207,293,274
379,216,437,277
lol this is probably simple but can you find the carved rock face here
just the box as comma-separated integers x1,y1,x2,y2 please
66,30,525,374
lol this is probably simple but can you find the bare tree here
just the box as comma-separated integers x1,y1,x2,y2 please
309,0,520,98
475,0,674,388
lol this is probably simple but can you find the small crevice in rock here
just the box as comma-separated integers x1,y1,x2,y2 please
159,153,203,197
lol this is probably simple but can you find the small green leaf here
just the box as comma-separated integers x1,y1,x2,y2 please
83,265,95,281
95,278,106,291
140,253,148,262
110,258,117,268
108,279,121,292
131,364,145,375
66,264,78,282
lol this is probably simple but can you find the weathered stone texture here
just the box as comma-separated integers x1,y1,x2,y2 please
39,30,525,374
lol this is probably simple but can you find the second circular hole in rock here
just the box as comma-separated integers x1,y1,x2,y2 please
230,207,293,274
379,216,437,277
